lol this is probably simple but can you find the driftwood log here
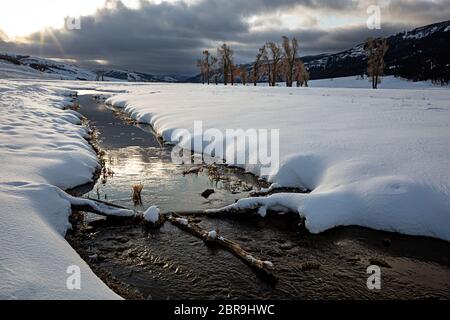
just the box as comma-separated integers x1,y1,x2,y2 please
71,197,276,279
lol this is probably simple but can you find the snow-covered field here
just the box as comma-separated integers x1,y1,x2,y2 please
106,82,450,241
0,74,449,299
308,75,442,89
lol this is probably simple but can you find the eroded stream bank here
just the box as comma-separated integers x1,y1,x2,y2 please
67,94,450,300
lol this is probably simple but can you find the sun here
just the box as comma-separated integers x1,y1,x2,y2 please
0,0,106,39
0,0,175,39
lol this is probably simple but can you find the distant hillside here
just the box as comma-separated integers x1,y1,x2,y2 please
188,20,450,84
0,53,97,80
305,20,450,83
0,53,182,82
103,69,179,82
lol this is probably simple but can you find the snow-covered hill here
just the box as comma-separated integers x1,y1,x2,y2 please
103,69,179,82
0,53,97,80
0,53,182,82
302,20,450,82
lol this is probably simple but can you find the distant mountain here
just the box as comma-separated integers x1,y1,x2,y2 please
304,20,450,83
102,69,180,82
0,53,182,82
188,20,450,84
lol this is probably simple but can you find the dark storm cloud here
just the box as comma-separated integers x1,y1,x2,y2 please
232,23,408,61
0,0,448,75
386,0,450,25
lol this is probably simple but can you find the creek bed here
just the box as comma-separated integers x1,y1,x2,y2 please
67,94,450,300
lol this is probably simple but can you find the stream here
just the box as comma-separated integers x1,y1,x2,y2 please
67,94,450,300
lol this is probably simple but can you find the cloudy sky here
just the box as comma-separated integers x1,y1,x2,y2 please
0,0,449,75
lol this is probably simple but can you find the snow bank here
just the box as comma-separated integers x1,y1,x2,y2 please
0,81,120,299
106,83,450,241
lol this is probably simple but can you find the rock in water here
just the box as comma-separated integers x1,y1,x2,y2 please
201,189,215,199
143,206,160,223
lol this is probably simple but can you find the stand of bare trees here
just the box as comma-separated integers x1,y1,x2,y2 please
365,37,389,89
197,36,310,87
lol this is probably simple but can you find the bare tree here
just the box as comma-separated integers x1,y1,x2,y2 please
364,37,389,89
295,61,309,87
210,56,219,85
264,42,283,87
281,36,299,87
202,50,211,85
196,59,206,84
240,66,249,85
262,50,272,86
253,45,266,86
230,63,237,86
95,71,106,81
218,43,234,85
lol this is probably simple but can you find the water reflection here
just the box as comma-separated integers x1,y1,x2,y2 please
89,142,258,213
73,94,261,212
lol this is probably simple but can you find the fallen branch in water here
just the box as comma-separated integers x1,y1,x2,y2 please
65,193,137,218
85,197,257,218
167,214,276,280
250,187,309,197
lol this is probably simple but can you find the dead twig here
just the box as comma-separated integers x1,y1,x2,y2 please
132,183,144,205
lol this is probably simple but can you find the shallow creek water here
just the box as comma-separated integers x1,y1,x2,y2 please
67,94,450,300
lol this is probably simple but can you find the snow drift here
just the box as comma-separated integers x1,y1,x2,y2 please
106,82,450,241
